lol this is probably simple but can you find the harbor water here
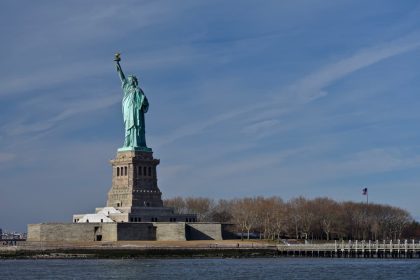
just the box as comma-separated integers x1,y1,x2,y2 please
1,258,419,279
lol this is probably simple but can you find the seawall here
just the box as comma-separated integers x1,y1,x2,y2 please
2,240,420,259
0,240,275,259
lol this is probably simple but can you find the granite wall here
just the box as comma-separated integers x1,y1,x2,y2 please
27,223,156,242
153,223,186,241
27,222,224,241
186,223,223,240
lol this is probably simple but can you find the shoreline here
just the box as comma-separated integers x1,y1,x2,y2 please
0,240,278,259
1,248,279,259
2,240,420,259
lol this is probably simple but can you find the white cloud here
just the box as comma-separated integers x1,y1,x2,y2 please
155,32,420,146
3,94,120,137
242,119,280,134
288,34,420,102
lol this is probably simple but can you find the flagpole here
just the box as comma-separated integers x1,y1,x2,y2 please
367,191,368,205
365,188,368,205
363,187,369,240
362,187,368,205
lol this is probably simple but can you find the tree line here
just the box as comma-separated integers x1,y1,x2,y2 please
164,196,419,241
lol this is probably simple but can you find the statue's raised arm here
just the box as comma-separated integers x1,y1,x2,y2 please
114,53,126,84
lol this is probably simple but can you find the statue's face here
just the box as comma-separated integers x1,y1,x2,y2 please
128,76,138,87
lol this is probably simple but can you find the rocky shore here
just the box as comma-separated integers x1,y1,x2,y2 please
0,240,278,259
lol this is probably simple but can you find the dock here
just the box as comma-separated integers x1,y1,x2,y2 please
277,240,420,258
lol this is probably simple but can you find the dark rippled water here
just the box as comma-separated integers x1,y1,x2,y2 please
1,258,419,279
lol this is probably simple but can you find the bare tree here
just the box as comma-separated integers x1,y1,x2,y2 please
230,198,258,239
163,196,187,214
184,197,215,222
164,195,415,240
312,198,341,240
210,199,233,223
287,197,303,239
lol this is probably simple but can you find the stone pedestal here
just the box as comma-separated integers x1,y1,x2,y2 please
103,150,197,223
107,150,162,209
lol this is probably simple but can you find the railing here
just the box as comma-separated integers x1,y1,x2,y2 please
276,239,420,258
277,240,420,251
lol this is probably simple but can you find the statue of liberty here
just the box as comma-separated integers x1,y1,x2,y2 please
114,53,151,151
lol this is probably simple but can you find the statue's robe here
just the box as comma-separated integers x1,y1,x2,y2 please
122,82,149,148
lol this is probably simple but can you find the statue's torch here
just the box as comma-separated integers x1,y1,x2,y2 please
114,53,121,62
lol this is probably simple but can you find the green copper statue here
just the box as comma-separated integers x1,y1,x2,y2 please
115,53,151,151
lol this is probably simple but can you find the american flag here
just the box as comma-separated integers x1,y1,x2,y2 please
362,187,368,195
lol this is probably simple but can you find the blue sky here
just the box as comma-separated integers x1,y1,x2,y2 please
2,0,420,231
